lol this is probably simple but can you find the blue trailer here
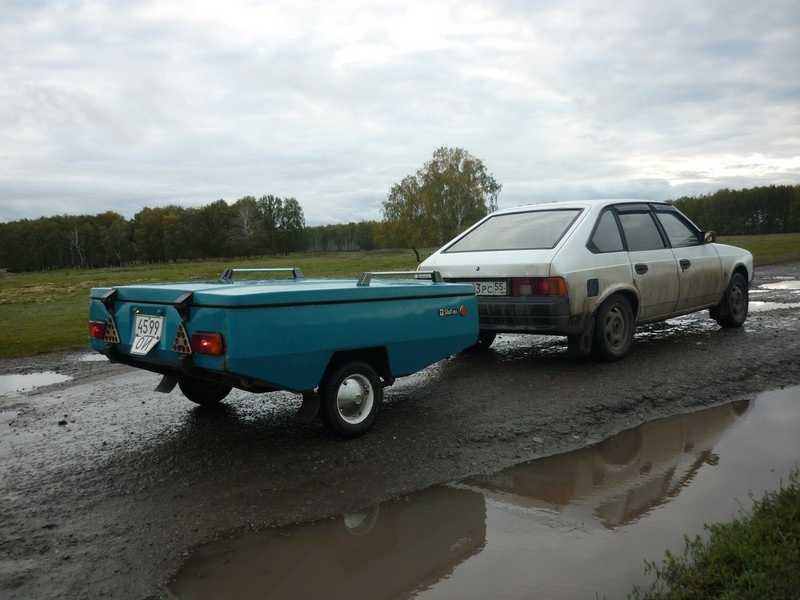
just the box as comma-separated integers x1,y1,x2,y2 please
88,268,478,437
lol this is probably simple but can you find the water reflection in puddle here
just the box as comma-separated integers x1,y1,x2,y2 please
749,300,800,312
759,279,800,291
78,353,109,363
0,372,72,395
170,387,800,599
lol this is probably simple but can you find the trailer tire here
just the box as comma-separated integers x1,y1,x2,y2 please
178,377,232,406
319,361,382,438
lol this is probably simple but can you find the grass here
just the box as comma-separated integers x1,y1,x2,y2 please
718,232,800,265
0,250,423,359
630,469,800,599
1,233,798,360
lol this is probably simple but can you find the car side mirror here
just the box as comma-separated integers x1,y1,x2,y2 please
703,231,717,243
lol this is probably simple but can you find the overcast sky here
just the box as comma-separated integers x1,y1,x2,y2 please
2,0,798,226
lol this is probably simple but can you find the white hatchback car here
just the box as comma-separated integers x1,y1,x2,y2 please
419,199,753,360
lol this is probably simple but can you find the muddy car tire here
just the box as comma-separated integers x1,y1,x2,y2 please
178,377,232,406
711,272,749,328
319,361,383,438
592,294,634,361
467,331,497,351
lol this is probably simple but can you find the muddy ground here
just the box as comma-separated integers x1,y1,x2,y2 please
1,262,799,599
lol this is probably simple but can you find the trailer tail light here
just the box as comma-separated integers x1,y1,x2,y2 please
511,277,568,296
89,320,107,340
191,332,224,356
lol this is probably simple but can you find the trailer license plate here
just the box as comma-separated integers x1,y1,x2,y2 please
474,281,507,295
131,315,163,355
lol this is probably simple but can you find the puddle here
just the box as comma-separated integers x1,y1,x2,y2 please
170,386,800,599
0,372,72,396
78,353,109,363
759,280,800,291
749,301,800,312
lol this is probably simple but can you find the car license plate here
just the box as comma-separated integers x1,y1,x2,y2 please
474,281,507,296
131,314,164,355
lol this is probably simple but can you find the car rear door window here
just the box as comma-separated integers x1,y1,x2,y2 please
443,209,581,252
618,211,666,251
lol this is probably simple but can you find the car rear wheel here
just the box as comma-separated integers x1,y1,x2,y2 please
178,377,232,405
712,273,749,328
592,294,634,361
319,361,383,438
467,330,496,351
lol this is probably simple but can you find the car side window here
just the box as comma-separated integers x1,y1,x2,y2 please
588,209,625,253
618,211,666,251
655,211,701,247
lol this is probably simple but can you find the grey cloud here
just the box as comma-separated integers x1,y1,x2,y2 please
0,0,798,227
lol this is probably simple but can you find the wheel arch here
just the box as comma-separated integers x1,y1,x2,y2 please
732,263,751,283
594,285,640,322
319,347,390,389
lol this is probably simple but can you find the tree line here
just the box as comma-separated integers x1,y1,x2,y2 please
1,145,798,272
0,195,306,271
672,185,800,236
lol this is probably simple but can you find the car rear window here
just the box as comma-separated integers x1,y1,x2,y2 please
443,209,582,252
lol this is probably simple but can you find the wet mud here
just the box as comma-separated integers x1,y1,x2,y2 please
1,262,799,599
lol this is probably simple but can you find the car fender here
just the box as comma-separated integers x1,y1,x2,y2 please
712,243,754,282
559,262,639,321
591,283,642,322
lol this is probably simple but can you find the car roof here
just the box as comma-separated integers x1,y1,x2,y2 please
491,199,671,216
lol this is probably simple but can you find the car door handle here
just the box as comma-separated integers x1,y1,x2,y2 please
680,259,691,271
635,264,648,275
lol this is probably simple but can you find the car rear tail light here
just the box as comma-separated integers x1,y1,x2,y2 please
191,332,225,356
511,277,568,296
88,320,107,340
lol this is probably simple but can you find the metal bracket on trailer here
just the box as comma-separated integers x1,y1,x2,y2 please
357,270,443,286
218,267,305,283
173,291,194,321
100,288,118,312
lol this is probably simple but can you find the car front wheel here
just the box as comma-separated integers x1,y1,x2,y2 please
712,272,749,328
592,294,634,361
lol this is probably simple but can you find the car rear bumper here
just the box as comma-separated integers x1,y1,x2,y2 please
477,296,587,335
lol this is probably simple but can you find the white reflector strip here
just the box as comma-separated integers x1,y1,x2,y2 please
104,315,120,343
172,323,192,354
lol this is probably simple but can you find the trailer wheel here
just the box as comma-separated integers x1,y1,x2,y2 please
178,377,232,406
319,361,382,438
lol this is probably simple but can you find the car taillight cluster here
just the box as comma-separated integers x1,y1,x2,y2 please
88,320,107,339
511,277,568,296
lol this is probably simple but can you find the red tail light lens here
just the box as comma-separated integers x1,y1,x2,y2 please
511,277,568,296
191,332,225,356
88,320,108,340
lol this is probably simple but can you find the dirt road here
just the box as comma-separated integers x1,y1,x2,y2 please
2,262,799,599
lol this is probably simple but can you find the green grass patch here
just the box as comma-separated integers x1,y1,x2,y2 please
718,232,800,266
0,250,422,359
631,469,800,599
